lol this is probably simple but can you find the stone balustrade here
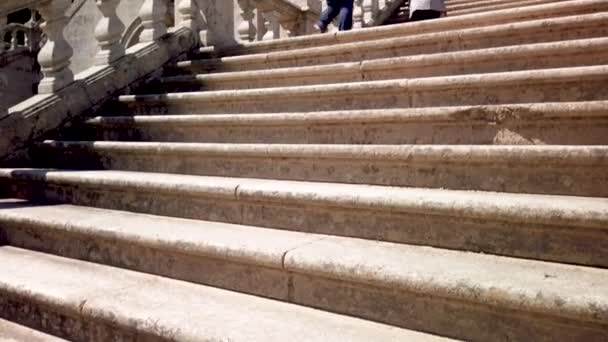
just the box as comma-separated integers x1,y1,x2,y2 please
354,0,406,28
237,0,321,42
1,0,201,161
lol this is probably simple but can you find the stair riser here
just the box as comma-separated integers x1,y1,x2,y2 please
3,180,607,268
85,117,608,146
2,223,607,342
184,15,608,73
218,1,608,55
119,73,608,115
0,297,150,342
43,148,608,197
162,41,608,91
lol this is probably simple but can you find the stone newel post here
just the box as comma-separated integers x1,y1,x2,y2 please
36,0,74,94
95,0,125,65
138,0,168,42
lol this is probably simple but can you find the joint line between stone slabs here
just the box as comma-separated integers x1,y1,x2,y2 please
281,236,329,270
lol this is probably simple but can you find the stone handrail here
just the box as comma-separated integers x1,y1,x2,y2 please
0,0,202,162
236,0,321,42
0,22,42,53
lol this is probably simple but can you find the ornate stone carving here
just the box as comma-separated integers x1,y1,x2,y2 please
94,0,125,65
36,0,73,94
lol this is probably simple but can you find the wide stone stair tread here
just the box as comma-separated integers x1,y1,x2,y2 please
39,141,608,196
0,246,451,341
0,319,68,342
0,200,606,334
158,37,608,92
3,168,607,223
117,65,608,115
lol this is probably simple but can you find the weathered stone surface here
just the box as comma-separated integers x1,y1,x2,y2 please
217,0,608,55
0,246,451,341
0,201,606,341
1,170,607,267
0,318,68,342
39,141,608,196
179,12,608,72
83,102,608,145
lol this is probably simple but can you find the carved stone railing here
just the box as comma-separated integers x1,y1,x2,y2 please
1,0,203,161
1,22,41,53
354,0,407,27
236,0,321,42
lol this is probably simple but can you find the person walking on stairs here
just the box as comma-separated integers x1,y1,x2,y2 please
315,0,355,33
410,0,446,21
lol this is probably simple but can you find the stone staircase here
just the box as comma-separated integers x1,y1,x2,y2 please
1,0,608,341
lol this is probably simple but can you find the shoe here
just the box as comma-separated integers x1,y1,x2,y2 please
314,22,327,33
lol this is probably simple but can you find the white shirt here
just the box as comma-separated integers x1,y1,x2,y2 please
410,0,446,13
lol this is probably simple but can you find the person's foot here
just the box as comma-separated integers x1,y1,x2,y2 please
314,22,327,33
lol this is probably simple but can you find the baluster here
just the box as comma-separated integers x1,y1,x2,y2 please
279,18,298,38
261,10,280,40
95,0,125,65
138,0,167,42
36,0,74,94
10,30,18,50
353,0,364,28
236,0,256,42
362,0,373,25
177,0,201,43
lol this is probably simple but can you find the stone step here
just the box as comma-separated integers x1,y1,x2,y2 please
1,169,607,267
449,0,558,16
212,0,607,56
447,0,553,10
178,11,608,73
117,65,608,115
159,37,608,91
0,246,446,342
1,201,607,341
85,102,608,145
0,319,68,342
39,141,608,197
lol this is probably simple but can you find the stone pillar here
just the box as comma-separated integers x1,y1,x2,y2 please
138,0,168,42
36,0,74,94
236,0,256,42
95,0,125,65
261,10,280,40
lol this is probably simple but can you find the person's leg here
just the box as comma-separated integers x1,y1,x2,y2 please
338,0,354,31
410,10,441,21
318,0,341,32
